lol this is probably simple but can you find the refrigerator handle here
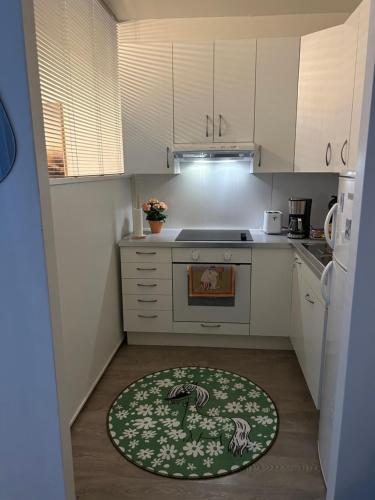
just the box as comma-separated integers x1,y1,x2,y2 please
320,260,334,306
324,202,338,249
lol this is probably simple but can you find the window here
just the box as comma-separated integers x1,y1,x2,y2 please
34,0,123,178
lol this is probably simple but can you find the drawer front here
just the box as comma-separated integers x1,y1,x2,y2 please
121,262,172,279
295,252,325,306
121,247,171,263
122,279,172,295
123,294,172,311
173,322,250,336
172,248,252,263
124,310,172,332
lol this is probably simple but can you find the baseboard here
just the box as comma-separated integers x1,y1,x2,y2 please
69,337,124,426
127,332,292,350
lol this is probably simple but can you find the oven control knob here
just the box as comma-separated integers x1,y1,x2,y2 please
192,250,199,261
224,251,232,261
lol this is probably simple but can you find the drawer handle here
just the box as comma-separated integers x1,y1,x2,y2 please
138,314,158,319
137,299,158,303
136,267,157,271
137,283,157,287
200,323,222,328
136,251,157,255
305,293,315,304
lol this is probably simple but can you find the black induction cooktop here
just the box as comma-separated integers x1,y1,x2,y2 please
175,229,253,242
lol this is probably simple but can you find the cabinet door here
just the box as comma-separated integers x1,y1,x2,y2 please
294,26,342,173
299,272,326,408
119,43,173,174
347,0,372,172
173,42,214,144
334,13,358,169
290,255,303,357
213,40,256,143
250,248,293,337
253,37,300,172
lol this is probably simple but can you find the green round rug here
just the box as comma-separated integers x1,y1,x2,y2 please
107,367,278,479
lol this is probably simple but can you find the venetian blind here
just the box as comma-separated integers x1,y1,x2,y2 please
34,0,123,177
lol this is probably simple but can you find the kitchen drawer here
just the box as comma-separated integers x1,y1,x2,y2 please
123,294,172,311
294,252,325,306
122,278,172,295
121,262,172,279
124,310,172,332
121,247,171,263
172,247,252,263
173,322,250,336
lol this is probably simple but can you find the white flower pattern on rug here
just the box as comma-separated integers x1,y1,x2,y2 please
108,367,278,479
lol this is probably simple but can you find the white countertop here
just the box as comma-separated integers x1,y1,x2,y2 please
118,228,295,248
118,228,326,277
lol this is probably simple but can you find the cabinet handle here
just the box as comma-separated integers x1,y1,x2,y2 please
218,114,223,137
206,115,209,137
200,323,222,328
138,314,158,319
304,293,315,304
340,139,348,166
325,142,332,167
258,145,262,167
137,299,158,303
137,283,157,287
294,258,302,265
136,251,157,255
136,267,157,271
166,146,170,169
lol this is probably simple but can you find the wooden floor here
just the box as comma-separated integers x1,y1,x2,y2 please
72,344,326,500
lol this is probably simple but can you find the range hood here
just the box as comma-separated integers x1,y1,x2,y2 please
172,143,259,172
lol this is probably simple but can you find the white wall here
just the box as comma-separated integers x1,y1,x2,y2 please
50,177,132,422
118,13,349,42
134,166,338,230
0,1,74,498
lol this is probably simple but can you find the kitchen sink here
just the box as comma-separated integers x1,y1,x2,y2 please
302,242,333,267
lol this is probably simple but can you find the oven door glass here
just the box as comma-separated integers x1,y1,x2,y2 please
173,263,251,323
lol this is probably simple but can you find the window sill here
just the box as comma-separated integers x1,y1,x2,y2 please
49,173,130,186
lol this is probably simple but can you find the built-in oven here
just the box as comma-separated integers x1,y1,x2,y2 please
172,248,251,324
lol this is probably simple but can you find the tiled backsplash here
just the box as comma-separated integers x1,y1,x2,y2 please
133,163,338,229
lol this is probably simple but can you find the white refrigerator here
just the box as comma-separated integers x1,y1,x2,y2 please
318,171,356,486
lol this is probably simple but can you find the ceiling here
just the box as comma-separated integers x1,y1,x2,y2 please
102,0,361,21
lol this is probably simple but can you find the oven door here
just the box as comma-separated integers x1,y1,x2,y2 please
173,263,251,323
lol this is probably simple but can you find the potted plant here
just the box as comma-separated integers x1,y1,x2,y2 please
142,198,168,234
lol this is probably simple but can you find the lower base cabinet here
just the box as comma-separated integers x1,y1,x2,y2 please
250,248,293,336
290,253,326,408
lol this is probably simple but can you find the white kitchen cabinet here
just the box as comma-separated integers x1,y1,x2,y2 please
213,40,256,143
347,0,372,172
253,38,300,173
173,42,214,144
295,26,343,173
290,253,326,408
250,248,293,337
173,40,256,144
119,43,173,174
334,13,358,169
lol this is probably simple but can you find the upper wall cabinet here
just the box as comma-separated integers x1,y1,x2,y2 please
253,37,300,173
173,42,214,144
173,40,256,144
294,4,363,174
119,43,174,174
213,40,256,143
347,0,372,172
294,26,344,173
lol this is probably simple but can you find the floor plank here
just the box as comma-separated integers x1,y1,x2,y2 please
72,344,326,500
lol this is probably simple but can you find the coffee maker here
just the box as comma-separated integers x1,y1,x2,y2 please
288,198,312,239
